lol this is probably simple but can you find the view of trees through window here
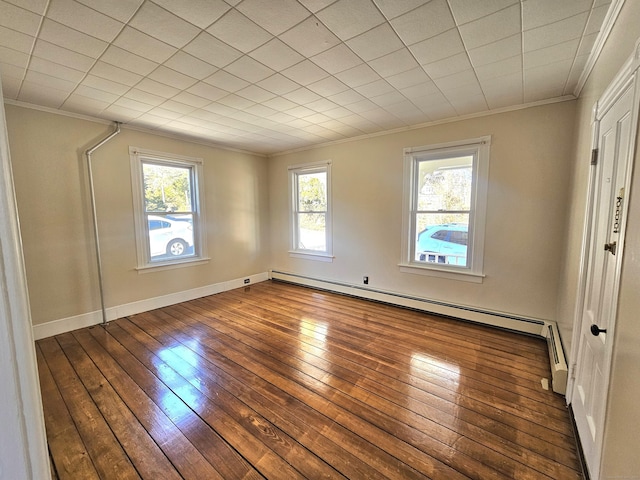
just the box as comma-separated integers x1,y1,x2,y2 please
142,162,195,260
297,171,327,251
143,162,192,213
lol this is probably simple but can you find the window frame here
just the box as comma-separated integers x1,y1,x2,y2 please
130,146,208,271
288,161,333,262
400,136,491,282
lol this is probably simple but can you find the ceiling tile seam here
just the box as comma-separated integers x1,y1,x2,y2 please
15,0,50,102
444,0,490,114
299,4,423,120
257,64,388,129
194,10,352,119
573,0,624,97
455,3,523,51
54,1,149,117
226,7,317,57
269,94,577,158
6,0,610,153
362,10,442,115
87,49,224,125
522,2,594,33
449,0,515,27
561,4,594,97
522,9,593,36
370,0,430,22
62,2,409,134
73,0,143,27
46,3,256,124
369,0,455,121
22,93,571,157
207,10,273,54
199,4,342,77
146,0,226,35
518,4,604,97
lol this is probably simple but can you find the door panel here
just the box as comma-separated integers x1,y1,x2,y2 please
571,84,634,479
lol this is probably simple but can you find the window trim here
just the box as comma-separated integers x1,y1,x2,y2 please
399,136,490,282
288,161,333,262
130,146,208,271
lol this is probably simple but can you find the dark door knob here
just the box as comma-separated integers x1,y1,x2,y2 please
591,324,607,336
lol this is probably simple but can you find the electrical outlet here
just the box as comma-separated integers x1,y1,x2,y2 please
244,278,250,284
363,276,369,285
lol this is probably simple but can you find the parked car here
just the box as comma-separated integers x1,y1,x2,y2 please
416,223,467,265
148,215,193,257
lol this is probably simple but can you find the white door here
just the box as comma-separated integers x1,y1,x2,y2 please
570,82,635,480
0,70,51,478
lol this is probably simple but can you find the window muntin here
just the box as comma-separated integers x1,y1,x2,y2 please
401,137,490,280
289,162,332,260
130,147,206,269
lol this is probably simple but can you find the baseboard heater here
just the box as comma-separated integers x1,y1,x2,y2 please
545,322,569,395
270,270,569,395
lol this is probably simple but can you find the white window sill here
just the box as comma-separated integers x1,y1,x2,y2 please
289,251,334,262
136,257,210,273
399,263,485,283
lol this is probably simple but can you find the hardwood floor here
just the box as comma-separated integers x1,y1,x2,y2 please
37,280,584,479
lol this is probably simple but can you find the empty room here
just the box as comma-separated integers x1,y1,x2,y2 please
1,0,640,479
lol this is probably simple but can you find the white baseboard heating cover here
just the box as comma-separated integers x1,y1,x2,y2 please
544,322,568,395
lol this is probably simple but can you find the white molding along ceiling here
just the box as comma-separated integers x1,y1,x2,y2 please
0,0,622,155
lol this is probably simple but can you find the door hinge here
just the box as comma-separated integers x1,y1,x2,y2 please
591,148,598,165
571,363,577,380
604,241,617,255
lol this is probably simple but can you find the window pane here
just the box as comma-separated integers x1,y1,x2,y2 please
417,156,472,211
415,213,469,266
297,212,326,250
148,213,194,260
298,172,327,212
143,163,192,213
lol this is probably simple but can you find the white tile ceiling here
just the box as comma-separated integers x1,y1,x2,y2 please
0,0,616,155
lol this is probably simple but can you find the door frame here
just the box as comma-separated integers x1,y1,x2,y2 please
0,75,51,478
567,39,640,478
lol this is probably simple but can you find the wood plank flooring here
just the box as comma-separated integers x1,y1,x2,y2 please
37,280,584,479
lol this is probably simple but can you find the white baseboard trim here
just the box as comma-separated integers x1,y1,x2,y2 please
270,270,547,337
32,272,269,340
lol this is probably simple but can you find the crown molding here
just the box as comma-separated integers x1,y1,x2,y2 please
573,0,626,97
269,95,577,158
2,99,268,158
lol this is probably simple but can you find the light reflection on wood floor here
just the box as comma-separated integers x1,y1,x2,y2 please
38,280,584,479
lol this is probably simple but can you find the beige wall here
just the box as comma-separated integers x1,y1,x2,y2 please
557,1,640,477
6,105,270,326
269,101,576,324
6,3,640,474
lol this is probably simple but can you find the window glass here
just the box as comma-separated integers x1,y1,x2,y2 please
414,155,473,267
143,163,192,213
401,137,490,280
130,147,206,269
289,163,332,261
296,171,327,251
141,161,196,261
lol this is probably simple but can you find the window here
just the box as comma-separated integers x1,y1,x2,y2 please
400,136,490,281
130,147,207,270
289,162,332,261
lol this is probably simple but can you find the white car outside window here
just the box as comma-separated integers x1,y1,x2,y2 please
148,215,194,258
